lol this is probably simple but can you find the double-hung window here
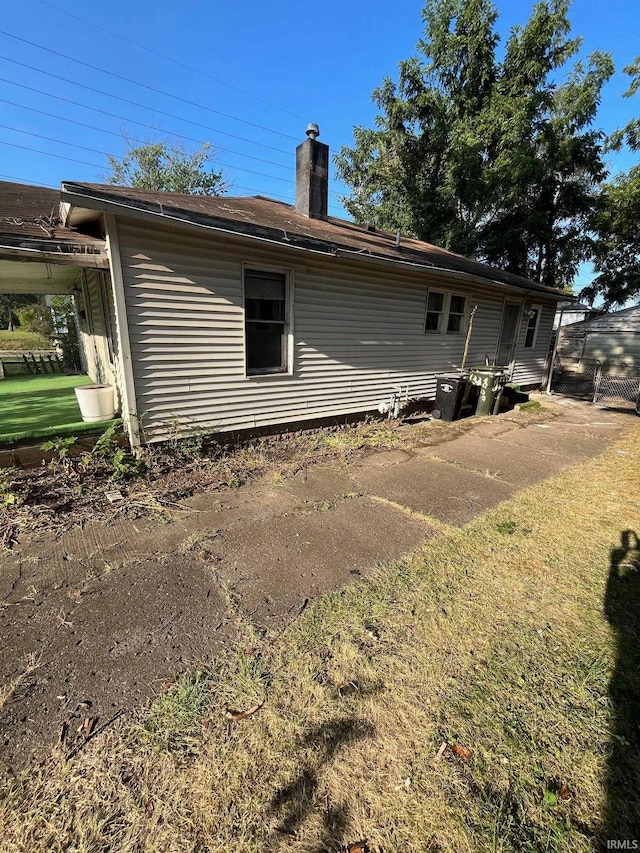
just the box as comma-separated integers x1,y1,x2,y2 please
447,294,467,333
244,268,290,375
424,290,468,335
524,305,541,348
425,290,446,332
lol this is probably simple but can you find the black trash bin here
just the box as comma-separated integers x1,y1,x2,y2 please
432,374,470,421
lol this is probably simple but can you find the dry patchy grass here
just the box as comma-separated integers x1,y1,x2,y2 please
1,425,639,852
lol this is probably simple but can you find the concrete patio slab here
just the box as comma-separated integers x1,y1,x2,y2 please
429,433,567,488
351,454,514,525
204,494,435,621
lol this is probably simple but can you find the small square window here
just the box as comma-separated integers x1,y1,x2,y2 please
244,269,289,374
425,291,445,332
447,295,467,334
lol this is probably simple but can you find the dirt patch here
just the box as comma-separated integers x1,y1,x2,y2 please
0,554,230,774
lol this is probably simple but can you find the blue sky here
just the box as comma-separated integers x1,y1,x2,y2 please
1,0,638,279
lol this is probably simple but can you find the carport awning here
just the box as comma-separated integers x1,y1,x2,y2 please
0,177,109,293
0,258,81,294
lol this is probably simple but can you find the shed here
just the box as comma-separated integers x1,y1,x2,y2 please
556,305,640,372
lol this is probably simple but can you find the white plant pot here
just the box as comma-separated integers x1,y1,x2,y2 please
74,384,115,422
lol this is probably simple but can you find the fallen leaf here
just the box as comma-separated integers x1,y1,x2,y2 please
435,741,447,760
558,784,571,801
145,800,154,815
450,743,471,760
224,700,265,721
82,716,99,738
343,841,369,853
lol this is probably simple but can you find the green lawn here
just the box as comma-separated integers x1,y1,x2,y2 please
0,374,118,445
0,330,52,351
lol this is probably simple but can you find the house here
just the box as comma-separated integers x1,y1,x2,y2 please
556,304,640,372
0,127,569,448
553,299,602,329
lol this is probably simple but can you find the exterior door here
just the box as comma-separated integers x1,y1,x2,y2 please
496,302,522,371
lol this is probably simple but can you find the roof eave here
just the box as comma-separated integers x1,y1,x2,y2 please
61,183,567,300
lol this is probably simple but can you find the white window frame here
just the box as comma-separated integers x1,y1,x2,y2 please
524,304,542,349
445,292,469,335
423,289,469,336
424,288,447,333
242,263,294,378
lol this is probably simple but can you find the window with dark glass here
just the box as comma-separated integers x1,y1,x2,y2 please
447,294,467,333
244,269,288,374
524,307,540,348
425,291,445,332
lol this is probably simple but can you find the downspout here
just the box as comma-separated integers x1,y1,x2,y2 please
103,214,141,449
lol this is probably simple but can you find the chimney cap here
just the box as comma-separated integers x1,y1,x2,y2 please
305,123,320,140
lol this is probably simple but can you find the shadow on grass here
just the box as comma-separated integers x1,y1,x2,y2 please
269,716,374,851
603,530,640,846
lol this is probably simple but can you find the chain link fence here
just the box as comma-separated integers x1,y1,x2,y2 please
551,356,640,410
594,371,640,409
551,357,601,400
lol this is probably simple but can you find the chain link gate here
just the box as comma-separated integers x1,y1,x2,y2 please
594,371,640,410
551,357,602,400
551,356,640,410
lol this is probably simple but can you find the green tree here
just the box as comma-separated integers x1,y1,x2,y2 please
106,141,227,196
335,0,612,289
582,58,640,308
50,295,81,370
15,302,55,340
0,294,35,331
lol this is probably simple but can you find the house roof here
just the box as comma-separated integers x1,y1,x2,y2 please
565,303,640,332
62,181,569,300
0,180,104,256
557,300,599,312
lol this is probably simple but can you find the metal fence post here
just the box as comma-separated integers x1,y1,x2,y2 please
593,361,602,404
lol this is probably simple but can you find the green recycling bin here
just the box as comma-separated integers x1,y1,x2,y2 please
469,368,507,416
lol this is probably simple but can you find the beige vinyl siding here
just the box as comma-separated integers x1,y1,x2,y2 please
79,269,121,409
512,302,555,387
556,307,640,373
116,217,555,439
582,331,640,372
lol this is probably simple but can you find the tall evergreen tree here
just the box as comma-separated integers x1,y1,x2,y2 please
335,0,613,289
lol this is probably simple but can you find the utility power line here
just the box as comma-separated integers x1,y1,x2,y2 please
32,0,352,143
0,172,58,189
0,64,345,186
0,56,292,157
0,123,297,186
0,81,292,171
0,28,299,142
0,138,295,201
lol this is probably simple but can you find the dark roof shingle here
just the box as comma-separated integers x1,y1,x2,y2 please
63,182,568,298
0,180,102,252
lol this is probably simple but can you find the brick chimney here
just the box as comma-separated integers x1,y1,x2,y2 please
294,123,328,219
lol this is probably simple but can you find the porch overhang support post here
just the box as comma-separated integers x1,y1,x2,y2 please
104,214,140,450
